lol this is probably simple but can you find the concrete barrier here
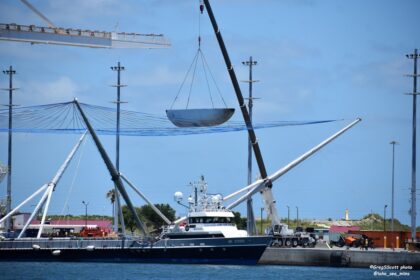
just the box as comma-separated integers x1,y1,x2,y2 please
259,248,420,269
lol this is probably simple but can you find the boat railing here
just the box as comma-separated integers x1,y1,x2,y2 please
189,207,232,213
0,237,152,249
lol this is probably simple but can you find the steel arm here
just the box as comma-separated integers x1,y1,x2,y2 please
226,118,362,217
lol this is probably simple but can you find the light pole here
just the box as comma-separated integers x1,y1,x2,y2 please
82,201,89,228
2,66,17,232
390,141,398,232
110,62,126,235
296,206,299,227
242,57,258,186
384,204,388,232
287,205,290,225
260,207,264,234
406,49,419,241
242,56,259,236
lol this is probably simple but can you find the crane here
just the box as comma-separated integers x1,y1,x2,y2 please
0,1,170,49
201,0,362,238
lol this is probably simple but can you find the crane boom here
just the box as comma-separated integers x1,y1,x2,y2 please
1,2,171,49
203,0,361,229
203,0,271,184
203,0,274,233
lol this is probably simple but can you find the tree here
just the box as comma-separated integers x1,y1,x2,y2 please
233,211,247,230
140,204,176,231
121,204,176,234
106,189,116,204
122,205,142,234
106,188,116,218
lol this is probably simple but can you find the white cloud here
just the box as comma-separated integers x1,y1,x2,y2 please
128,66,185,87
22,76,81,104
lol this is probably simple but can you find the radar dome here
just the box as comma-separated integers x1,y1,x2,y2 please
211,195,222,203
174,191,183,202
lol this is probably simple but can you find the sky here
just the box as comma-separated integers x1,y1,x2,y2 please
0,0,419,227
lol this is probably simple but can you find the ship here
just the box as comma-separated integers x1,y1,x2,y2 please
0,176,270,264
0,0,361,265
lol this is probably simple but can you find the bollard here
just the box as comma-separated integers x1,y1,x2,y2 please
396,236,399,249
384,236,387,249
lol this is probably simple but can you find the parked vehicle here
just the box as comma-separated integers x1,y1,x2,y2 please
268,224,317,248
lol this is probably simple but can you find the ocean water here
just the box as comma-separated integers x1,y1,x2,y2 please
0,263,418,280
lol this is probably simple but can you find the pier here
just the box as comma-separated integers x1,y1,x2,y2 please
259,247,420,269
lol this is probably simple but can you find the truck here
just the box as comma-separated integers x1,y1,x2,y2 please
268,224,317,247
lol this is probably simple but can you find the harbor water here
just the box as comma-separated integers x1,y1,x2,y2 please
0,262,419,280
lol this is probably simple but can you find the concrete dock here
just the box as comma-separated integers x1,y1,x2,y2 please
259,247,420,269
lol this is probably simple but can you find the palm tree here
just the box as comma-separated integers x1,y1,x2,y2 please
106,188,116,218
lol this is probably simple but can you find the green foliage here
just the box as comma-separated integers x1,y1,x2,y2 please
140,204,176,230
122,205,143,233
122,204,176,233
233,211,247,229
358,213,411,231
106,189,116,204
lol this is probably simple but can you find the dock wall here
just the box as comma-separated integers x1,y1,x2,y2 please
259,248,420,269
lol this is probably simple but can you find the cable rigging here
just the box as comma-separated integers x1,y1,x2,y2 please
166,1,234,127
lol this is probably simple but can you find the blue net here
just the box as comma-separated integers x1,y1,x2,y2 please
0,101,339,136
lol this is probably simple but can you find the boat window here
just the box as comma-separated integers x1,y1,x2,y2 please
188,217,234,224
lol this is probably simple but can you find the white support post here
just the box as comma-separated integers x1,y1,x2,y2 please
37,132,87,238
120,173,172,225
0,184,48,224
223,179,264,201
173,216,187,225
17,187,50,238
36,184,54,238
17,132,87,238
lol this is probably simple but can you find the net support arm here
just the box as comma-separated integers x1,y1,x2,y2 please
0,184,47,225
226,118,362,210
120,173,172,225
17,132,87,238
73,99,149,236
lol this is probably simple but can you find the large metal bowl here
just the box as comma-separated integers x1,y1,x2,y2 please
166,108,235,127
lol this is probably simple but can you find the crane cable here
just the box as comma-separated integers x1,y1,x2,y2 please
57,135,87,222
170,1,227,110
